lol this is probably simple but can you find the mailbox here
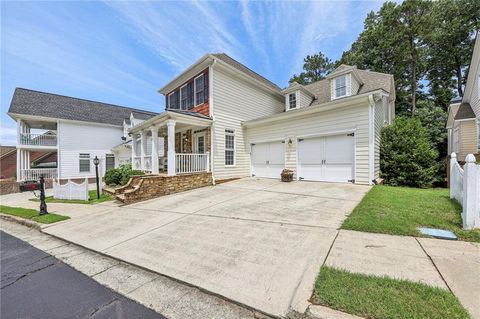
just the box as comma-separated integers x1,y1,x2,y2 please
19,180,41,192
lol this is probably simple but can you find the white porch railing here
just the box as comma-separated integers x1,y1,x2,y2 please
20,133,57,146
133,156,142,170
176,153,209,174
20,168,57,181
144,156,152,171
450,153,480,229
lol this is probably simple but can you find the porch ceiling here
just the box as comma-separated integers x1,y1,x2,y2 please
129,110,212,134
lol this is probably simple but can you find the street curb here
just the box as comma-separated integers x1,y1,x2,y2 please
307,305,365,319
0,213,42,230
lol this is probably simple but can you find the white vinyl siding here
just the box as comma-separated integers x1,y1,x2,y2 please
212,66,284,180
58,120,123,179
246,103,371,184
299,90,312,109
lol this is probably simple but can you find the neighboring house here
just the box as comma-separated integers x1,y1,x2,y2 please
0,145,57,179
447,34,480,161
7,88,156,181
130,53,395,185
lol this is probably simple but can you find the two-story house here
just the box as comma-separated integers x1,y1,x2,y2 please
447,34,480,161
129,54,395,187
7,88,156,182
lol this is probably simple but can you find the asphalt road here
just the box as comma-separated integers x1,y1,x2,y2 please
0,231,167,319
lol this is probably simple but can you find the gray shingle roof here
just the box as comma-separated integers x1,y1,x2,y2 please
304,69,394,106
454,102,476,120
212,53,281,92
8,88,157,126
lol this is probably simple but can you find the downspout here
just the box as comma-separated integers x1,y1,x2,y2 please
209,58,217,184
368,94,375,185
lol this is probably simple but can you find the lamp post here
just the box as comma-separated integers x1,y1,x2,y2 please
39,175,48,215
93,156,100,199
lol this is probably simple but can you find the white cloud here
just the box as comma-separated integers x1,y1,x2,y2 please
0,125,17,146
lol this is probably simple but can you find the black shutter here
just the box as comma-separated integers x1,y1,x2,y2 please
204,73,209,102
187,82,194,109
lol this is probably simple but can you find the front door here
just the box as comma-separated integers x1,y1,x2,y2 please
194,132,206,153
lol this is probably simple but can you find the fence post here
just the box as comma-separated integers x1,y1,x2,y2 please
450,152,457,199
463,154,479,229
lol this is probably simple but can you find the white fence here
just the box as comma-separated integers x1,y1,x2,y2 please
53,178,89,201
450,153,480,229
176,153,209,174
21,168,57,181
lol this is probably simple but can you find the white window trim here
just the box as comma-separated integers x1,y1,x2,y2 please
79,153,91,173
287,91,298,110
194,74,205,106
180,84,188,110
225,129,236,167
333,75,348,99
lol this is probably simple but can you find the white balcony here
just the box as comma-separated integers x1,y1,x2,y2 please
20,168,57,181
19,133,57,147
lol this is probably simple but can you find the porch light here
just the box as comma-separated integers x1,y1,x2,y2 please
93,156,100,166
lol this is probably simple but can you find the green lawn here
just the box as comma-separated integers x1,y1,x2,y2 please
30,190,112,204
313,266,470,319
342,185,480,242
0,205,70,224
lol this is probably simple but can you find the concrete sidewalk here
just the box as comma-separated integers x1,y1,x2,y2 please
325,230,480,319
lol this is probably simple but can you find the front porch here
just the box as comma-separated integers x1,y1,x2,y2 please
129,111,212,176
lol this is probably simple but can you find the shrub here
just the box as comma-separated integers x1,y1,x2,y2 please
104,168,122,185
380,117,439,188
120,169,144,185
104,163,144,186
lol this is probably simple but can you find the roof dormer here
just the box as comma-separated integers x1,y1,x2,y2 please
281,82,315,112
326,65,363,100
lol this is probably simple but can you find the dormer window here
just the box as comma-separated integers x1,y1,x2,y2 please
288,92,297,109
334,75,347,98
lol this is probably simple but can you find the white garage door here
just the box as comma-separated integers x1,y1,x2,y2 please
251,141,285,179
298,133,354,183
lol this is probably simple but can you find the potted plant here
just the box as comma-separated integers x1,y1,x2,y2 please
281,169,294,182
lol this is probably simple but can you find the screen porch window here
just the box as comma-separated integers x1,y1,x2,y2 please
79,153,90,172
195,74,205,105
105,154,115,172
288,93,297,109
225,129,235,166
335,75,347,98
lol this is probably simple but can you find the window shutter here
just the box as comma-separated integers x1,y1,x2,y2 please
203,73,209,102
187,82,194,109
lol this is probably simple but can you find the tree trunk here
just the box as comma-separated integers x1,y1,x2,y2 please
455,57,464,97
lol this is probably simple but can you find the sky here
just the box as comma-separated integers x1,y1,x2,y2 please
1,0,385,145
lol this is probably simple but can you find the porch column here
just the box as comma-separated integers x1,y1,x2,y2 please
131,133,137,169
140,131,147,171
166,120,176,176
16,149,21,181
151,126,159,174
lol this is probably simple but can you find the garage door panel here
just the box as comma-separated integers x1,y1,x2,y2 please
251,141,285,179
298,134,354,183
298,138,323,164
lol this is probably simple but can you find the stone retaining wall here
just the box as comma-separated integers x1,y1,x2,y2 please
122,172,213,204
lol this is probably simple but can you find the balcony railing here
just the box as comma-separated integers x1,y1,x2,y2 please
176,153,209,174
20,133,57,146
20,168,57,181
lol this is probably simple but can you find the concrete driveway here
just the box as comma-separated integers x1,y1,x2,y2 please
43,178,370,317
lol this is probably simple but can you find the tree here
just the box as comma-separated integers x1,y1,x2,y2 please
289,52,334,85
424,0,480,109
339,0,431,116
380,117,439,188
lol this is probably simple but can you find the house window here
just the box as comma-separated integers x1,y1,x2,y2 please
79,153,90,172
187,82,194,109
334,75,347,98
288,93,297,109
225,129,235,166
195,74,205,105
106,154,115,172
180,85,188,110
168,90,179,109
